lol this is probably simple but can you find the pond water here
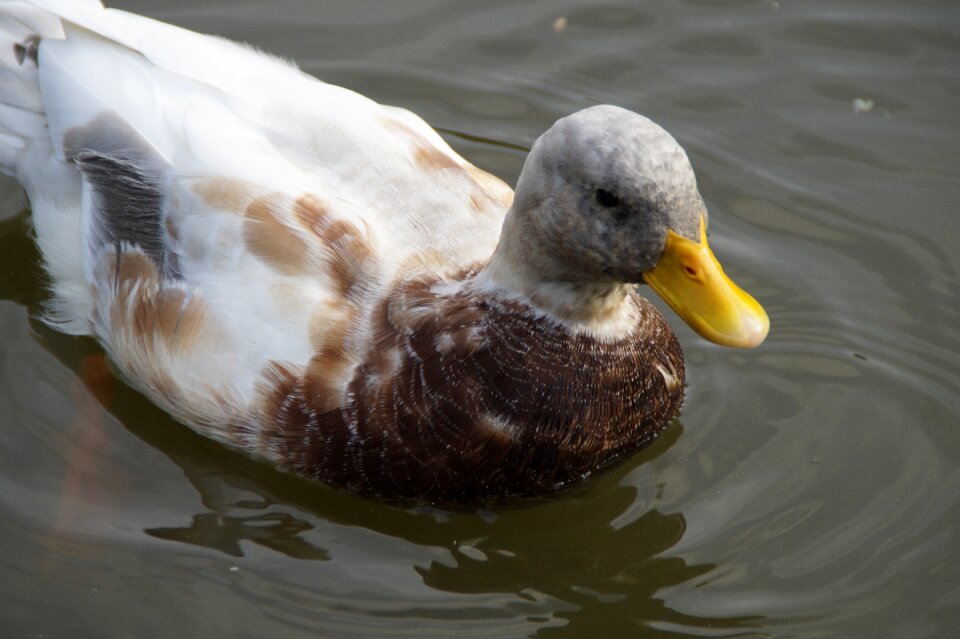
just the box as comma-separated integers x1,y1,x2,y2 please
1,0,958,637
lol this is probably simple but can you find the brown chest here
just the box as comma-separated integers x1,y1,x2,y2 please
260,291,684,505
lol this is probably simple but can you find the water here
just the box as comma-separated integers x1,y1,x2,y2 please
1,0,959,637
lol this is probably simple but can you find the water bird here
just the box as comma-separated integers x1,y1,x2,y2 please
0,0,768,504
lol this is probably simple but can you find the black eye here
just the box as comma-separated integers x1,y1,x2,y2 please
594,188,620,208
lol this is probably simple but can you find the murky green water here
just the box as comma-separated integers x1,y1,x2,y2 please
2,0,959,637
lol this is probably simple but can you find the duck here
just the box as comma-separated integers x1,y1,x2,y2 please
0,0,768,504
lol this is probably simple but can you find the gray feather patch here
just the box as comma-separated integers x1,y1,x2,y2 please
67,112,180,280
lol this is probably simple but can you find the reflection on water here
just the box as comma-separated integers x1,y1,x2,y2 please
2,0,959,637
122,411,763,638
147,513,331,560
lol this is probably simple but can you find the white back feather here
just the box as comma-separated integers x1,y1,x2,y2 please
0,0,512,413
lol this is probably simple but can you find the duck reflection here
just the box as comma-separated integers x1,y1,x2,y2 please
147,512,329,560
81,369,759,636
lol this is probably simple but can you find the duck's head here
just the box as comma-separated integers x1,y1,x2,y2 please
486,104,768,348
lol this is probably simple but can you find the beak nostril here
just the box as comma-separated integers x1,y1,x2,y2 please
645,218,768,348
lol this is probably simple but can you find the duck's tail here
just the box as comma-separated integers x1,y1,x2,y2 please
1,1,107,333
1,0,107,175
0,2,57,175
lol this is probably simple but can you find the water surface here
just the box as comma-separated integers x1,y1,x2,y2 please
1,0,958,637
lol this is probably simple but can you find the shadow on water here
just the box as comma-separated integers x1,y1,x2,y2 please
108,396,762,637
2,206,762,637
0,208,45,307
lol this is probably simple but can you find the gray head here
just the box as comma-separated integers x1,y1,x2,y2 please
509,104,706,283
485,105,768,347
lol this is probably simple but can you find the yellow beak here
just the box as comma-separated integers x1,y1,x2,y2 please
642,216,769,348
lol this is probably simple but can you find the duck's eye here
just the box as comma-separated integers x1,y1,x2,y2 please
594,188,620,208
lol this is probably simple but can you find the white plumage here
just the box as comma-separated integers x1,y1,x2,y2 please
1,0,512,427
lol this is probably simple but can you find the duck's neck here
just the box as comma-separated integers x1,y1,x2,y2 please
473,214,638,340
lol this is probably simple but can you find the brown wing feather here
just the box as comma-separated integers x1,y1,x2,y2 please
247,275,684,505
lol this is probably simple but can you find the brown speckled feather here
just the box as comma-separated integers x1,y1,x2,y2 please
250,277,684,504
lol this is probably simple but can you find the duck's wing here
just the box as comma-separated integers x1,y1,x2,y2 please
2,0,512,433
29,0,512,270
